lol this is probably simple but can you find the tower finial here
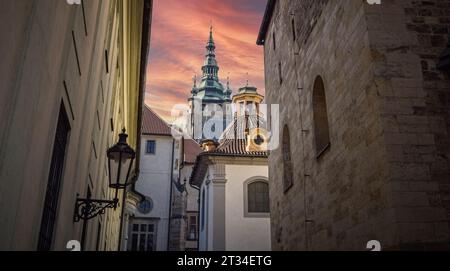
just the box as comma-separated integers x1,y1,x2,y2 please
193,74,197,87
246,72,249,87
209,23,214,42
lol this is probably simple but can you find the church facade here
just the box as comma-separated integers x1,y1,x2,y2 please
258,0,450,250
190,85,271,251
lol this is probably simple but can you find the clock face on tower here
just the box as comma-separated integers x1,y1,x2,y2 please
137,198,153,214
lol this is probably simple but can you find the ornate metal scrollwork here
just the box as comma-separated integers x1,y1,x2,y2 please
73,194,118,222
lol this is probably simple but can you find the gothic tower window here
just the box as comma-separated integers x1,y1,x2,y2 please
278,62,283,85
282,125,293,192
272,31,276,51
291,18,296,42
312,76,331,157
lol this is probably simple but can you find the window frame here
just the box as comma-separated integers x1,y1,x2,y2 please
243,177,270,218
186,212,199,241
146,140,156,155
282,125,294,193
278,62,283,85
128,219,157,252
37,102,71,251
312,76,331,159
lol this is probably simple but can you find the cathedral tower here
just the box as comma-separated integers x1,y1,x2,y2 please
188,27,232,141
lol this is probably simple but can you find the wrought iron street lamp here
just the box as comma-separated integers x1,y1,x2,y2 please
107,128,136,190
73,128,136,222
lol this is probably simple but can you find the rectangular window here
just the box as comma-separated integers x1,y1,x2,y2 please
37,103,71,251
96,110,101,130
248,182,270,213
129,222,156,251
278,62,283,85
291,18,297,42
272,32,276,51
105,49,109,74
81,0,88,36
146,140,156,154
72,31,82,76
186,213,198,241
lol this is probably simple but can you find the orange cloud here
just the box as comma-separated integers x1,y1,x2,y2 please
145,0,267,121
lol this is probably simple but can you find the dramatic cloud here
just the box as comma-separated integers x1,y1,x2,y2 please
145,0,267,122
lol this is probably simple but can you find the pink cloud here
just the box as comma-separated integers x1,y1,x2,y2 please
145,0,267,121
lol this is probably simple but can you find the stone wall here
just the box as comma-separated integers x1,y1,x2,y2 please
365,0,450,249
263,0,450,250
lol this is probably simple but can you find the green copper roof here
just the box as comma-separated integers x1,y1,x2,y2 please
190,27,232,103
238,85,258,94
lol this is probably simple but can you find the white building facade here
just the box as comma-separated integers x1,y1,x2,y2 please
123,106,174,251
122,106,202,251
190,85,272,251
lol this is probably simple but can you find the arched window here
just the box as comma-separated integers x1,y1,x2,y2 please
312,76,331,157
282,125,293,192
244,178,270,217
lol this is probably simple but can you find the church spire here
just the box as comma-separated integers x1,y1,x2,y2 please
208,25,214,46
191,74,198,96
202,26,219,81
188,26,231,104
226,74,232,96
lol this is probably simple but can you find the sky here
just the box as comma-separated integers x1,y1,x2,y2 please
144,0,268,122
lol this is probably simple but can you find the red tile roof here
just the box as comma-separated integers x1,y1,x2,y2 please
142,105,172,136
207,115,268,157
183,139,202,164
189,115,269,187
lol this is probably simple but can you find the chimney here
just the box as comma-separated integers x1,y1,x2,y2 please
201,139,219,152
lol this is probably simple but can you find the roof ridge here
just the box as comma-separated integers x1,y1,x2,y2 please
142,104,173,136
144,104,171,129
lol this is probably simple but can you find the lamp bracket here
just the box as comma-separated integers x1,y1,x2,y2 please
73,194,118,222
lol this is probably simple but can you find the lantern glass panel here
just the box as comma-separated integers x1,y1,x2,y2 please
109,152,134,188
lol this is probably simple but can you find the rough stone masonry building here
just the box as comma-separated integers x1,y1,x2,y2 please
257,0,450,250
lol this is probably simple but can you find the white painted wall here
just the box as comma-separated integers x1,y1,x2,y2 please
133,134,174,251
225,165,271,251
198,163,271,251
198,169,214,251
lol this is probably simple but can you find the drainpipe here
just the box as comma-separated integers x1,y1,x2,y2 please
167,139,175,250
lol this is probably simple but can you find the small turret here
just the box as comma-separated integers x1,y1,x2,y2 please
191,74,198,97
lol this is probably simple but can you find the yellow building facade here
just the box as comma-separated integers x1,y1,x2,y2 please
0,0,152,251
